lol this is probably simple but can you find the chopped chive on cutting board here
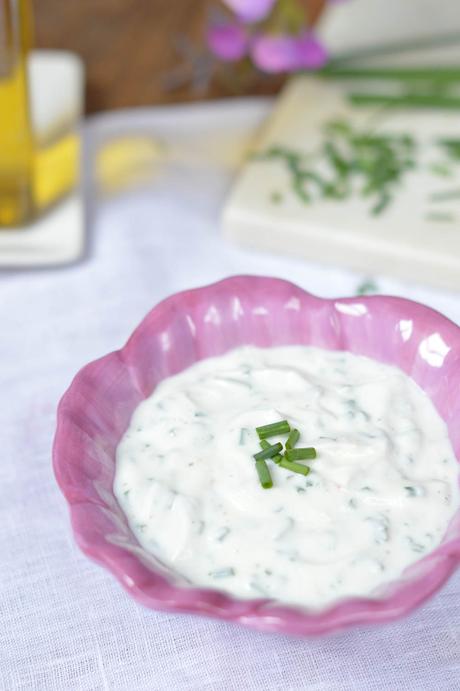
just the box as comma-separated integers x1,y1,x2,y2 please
222,77,460,291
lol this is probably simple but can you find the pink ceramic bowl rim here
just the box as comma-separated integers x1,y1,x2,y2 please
53,275,460,636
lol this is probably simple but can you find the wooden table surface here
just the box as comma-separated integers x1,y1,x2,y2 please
32,0,275,113
33,0,325,113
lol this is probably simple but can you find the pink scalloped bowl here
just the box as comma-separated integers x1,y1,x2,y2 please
53,275,460,636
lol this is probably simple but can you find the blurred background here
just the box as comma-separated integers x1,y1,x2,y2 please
2,0,460,249
32,0,324,112
31,0,460,112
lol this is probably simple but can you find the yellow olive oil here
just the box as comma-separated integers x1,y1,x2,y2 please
0,0,34,225
0,0,79,227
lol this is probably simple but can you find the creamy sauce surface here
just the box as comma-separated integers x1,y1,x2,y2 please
114,346,459,608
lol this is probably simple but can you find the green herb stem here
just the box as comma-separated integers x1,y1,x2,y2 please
348,92,460,110
371,193,391,216
323,66,460,82
256,420,290,439
286,428,300,449
253,442,283,461
255,459,273,489
429,162,454,177
438,139,460,161
356,279,378,296
285,447,317,461
260,439,283,463
258,121,417,216
324,31,460,69
279,458,311,476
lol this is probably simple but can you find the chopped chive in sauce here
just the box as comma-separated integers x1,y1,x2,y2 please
404,485,424,497
253,442,283,461
216,527,231,542
239,428,248,445
276,516,295,540
209,567,235,578
255,459,273,489
249,580,269,596
256,420,290,439
285,428,300,449
285,447,317,461
406,536,425,553
279,458,311,476
260,439,283,463
253,420,317,484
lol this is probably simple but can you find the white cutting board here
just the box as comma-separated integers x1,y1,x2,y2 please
222,77,460,291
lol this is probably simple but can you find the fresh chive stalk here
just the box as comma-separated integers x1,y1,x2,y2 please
257,121,417,217
260,439,283,464
253,421,317,485
255,459,273,489
371,193,391,216
323,31,460,70
256,420,291,439
322,66,460,82
253,442,283,461
348,92,460,110
438,139,460,161
285,428,300,449
285,447,317,461
279,458,311,476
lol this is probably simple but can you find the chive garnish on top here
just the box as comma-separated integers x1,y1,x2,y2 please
253,442,283,461
251,419,317,488
285,447,317,462
255,459,273,489
256,420,290,439
279,458,311,476
285,428,300,449
260,439,283,464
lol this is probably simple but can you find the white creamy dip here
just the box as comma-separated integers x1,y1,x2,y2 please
114,346,459,609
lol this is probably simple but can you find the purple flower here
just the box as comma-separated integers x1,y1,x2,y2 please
222,0,277,23
207,22,249,62
251,31,327,73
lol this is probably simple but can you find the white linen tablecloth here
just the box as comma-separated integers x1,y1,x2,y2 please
2,100,460,691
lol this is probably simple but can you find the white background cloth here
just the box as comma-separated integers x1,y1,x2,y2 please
2,100,460,690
